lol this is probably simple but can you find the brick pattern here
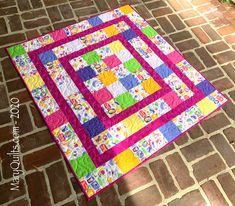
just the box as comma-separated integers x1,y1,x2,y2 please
0,0,235,205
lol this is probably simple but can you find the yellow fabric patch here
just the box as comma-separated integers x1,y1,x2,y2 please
103,25,119,37
114,149,140,173
142,77,161,94
98,70,117,86
123,114,144,134
119,5,134,14
197,97,217,116
108,40,124,53
25,73,44,91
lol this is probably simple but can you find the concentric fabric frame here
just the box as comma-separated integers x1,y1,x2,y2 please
6,5,228,199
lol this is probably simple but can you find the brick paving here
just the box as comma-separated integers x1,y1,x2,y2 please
0,0,235,205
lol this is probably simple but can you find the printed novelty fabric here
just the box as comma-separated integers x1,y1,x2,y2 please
7,5,227,199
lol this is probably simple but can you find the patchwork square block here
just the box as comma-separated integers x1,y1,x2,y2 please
7,5,227,199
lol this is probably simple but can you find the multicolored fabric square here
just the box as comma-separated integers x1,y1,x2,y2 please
7,5,227,199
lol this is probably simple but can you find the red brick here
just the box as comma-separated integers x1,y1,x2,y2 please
177,0,191,9
202,67,224,81
0,85,9,109
0,126,12,143
29,102,46,128
31,0,42,8
59,4,74,19
223,127,235,149
0,7,18,16
106,0,119,9
228,90,235,102
176,39,199,52
222,101,235,121
0,0,15,7
212,18,230,28
53,20,77,30
184,52,205,71
186,17,206,26
46,161,71,203
181,139,213,162
70,177,82,194
43,0,67,6
156,17,175,33
39,25,53,34
195,47,216,67
201,113,230,133
192,154,226,181
145,1,167,10
192,27,211,44
77,195,98,206
166,153,194,189
17,0,31,11
217,25,235,36
0,33,25,47
8,15,22,31
26,171,51,206
192,0,208,5
210,133,235,167
95,0,109,11
202,24,221,41
150,159,178,198
23,144,61,170
213,77,233,92
75,7,98,17
62,201,76,206
222,63,235,83
175,134,189,146
0,180,25,204
9,90,31,104
70,0,93,9
188,125,204,139
214,51,235,64
24,18,50,29
179,10,199,19
224,35,235,44
18,105,33,135
0,110,11,125
168,190,206,206
26,29,40,39
169,31,192,42
125,185,162,206
152,7,173,17
202,180,228,206
6,78,25,92
99,186,121,206
135,5,152,19
168,14,185,30
7,198,29,206
0,18,7,34
117,167,152,195
47,6,62,22
218,173,235,205
167,0,184,11
21,130,53,153
21,9,47,20
158,143,175,155
206,41,229,53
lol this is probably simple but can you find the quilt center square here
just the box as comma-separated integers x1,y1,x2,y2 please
70,40,161,118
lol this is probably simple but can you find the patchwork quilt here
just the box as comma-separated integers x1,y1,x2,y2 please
7,5,227,199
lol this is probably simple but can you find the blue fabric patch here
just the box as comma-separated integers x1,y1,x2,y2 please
154,64,173,79
88,16,103,26
83,117,106,138
77,66,96,82
159,121,181,142
122,29,138,40
39,50,57,65
196,80,215,96
120,74,140,90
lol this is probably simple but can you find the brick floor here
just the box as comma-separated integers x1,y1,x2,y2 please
0,0,235,205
